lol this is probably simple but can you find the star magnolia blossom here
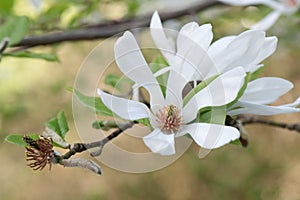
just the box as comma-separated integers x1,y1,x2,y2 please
150,11,300,116
228,77,300,115
97,31,246,155
219,0,300,30
150,11,277,81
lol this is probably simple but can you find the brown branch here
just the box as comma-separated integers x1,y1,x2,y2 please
61,121,136,160
237,115,300,133
12,0,223,49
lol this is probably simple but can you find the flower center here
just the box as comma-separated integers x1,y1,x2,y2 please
156,104,182,134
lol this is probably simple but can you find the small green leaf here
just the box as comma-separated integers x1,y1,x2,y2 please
45,111,69,140
57,111,69,138
69,87,113,116
5,134,39,147
3,51,60,62
0,16,29,45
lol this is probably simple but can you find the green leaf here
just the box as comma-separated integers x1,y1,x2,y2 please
183,75,218,106
5,134,39,147
0,0,15,15
45,111,69,140
3,51,60,62
69,87,113,116
0,16,29,45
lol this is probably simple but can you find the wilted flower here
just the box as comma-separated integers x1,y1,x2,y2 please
219,0,300,30
98,31,246,155
23,136,54,171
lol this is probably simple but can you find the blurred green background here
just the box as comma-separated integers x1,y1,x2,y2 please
1,0,300,199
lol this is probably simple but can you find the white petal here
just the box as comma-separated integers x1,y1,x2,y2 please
177,23,212,56
114,31,164,108
164,69,186,108
143,128,175,155
150,11,176,64
228,101,300,116
173,24,210,81
209,30,266,73
253,36,278,64
284,97,300,107
97,89,150,120
240,77,293,104
178,23,213,51
183,67,246,123
177,123,240,149
208,35,236,58
251,11,281,31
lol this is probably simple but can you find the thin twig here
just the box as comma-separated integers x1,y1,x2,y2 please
61,121,136,160
12,1,223,49
238,115,300,133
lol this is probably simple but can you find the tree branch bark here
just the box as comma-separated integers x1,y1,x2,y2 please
238,115,300,133
13,0,223,49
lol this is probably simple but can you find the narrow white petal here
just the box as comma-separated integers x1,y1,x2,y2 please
150,11,176,64
208,36,236,58
228,101,300,116
178,23,213,51
97,89,150,120
284,97,300,107
178,123,240,149
143,128,175,155
254,36,278,64
251,11,281,31
183,67,246,123
240,77,293,104
209,30,265,73
114,31,164,108
177,22,212,56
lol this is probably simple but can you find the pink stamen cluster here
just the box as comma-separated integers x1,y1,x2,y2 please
156,105,182,134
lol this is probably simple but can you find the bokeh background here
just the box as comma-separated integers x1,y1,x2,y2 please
1,0,300,199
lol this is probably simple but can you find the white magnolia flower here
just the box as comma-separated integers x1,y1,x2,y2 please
228,77,300,115
150,11,300,117
97,31,246,155
219,0,300,30
150,11,277,81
